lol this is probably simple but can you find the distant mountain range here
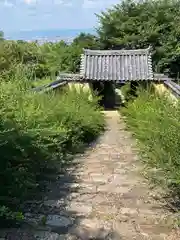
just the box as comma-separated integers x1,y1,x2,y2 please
4,28,96,41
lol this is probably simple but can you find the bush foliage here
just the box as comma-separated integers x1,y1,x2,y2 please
0,25,103,223
0,66,105,222
97,0,180,77
121,86,180,193
2,0,180,79
1,0,180,222
0,32,100,79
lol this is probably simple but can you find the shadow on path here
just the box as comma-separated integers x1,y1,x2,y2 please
1,111,178,239
0,136,122,239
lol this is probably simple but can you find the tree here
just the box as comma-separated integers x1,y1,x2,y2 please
72,32,100,50
0,31,4,41
0,31,100,78
96,0,180,77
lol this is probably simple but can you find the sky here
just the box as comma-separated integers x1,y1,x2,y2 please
0,0,120,36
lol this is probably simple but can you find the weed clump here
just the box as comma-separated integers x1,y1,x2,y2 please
121,86,180,194
0,66,105,223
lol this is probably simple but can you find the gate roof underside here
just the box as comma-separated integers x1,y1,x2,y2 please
80,48,153,81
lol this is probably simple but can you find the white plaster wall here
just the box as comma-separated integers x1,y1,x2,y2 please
68,82,93,101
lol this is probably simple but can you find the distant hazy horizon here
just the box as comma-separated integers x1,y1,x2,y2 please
0,0,118,41
4,28,96,41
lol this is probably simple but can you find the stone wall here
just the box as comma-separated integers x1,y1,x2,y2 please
153,83,177,104
68,82,93,101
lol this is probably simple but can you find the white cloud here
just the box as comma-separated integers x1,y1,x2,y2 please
53,0,72,6
82,0,118,9
52,0,63,5
82,0,101,9
24,0,37,4
1,0,119,33
23,0,71,6
63,2,72,7
3,0,14,7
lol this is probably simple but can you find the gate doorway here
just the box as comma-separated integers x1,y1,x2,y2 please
90,81,116,109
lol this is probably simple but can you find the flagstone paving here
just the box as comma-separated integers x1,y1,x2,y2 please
0,111,179,239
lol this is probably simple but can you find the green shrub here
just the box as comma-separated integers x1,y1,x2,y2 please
0,66,105,222
121,86,180,193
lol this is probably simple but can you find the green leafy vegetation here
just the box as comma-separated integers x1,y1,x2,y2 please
32,77,56,87
97,0,180,77
2,0,180,79
1,0,180,223
0,30,103,222
97,0,180,197
121,85,180,194
0,33,100,80
0,65,104,222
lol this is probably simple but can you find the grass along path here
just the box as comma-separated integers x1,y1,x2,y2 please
0,111,178,239
32,77,56,87
0,69,105,225
121,87,180,197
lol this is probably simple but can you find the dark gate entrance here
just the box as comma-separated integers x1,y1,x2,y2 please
91,81,116,109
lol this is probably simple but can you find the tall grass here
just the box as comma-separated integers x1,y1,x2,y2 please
0,66,105,222
32,77,56,87
121,85,180,194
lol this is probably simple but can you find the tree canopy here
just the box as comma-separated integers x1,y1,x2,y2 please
97,0,180,77
0,32,101,79
0,31,4,40
72,32,100,49
0,0,180,223
1,0,180,78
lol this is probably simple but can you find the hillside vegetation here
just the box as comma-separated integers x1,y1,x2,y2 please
0,0,180,222
0,66,105,223
0,32,100,81
2,0,180,79
96,0,180,197
121,85,180,197
97,0,180,78
0,32,103,222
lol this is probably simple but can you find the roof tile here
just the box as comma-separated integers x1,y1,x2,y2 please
80,48,153,81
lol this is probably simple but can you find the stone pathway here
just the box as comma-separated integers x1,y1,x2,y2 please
0,111,179,239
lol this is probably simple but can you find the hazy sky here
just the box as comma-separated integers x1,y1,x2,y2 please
0,0,120,33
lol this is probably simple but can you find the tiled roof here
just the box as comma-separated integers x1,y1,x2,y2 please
80,48,153,81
